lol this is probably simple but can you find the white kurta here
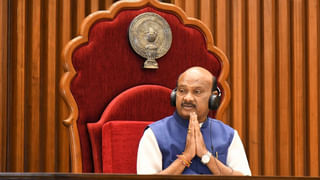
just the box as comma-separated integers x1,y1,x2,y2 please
137,127,252,175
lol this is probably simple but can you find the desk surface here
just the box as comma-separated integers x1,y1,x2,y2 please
0,173,319,180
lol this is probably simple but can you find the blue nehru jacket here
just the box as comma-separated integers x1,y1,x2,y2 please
148,111,234,174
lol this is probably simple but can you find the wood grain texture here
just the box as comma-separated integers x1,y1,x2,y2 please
77,0,86,34
276,0,292,176
247,0,260,175
58,0,71,172
174,0,185,11
231,0,244,139
200,0,212,33
9,0,26,172
185,0,197,18
215,0,231,126
0,0,8,172
91,0,99,12
262,0,276,175
27,0,41,172
292,0,306,176
306,0,319,176
45,0,57,172
105,0,113,10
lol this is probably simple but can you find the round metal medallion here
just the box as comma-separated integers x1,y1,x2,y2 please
129,12,172,69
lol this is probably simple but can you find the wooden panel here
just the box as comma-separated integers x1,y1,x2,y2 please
8,0,26,172
0,0,8,172
247,0,260,176
292,0,306,176
306,0,319,176
45,0,57,172
105,0,113,10
214,0,227,68
276,0,291,176
77,0,86,33
185,0,197,18
174,0,185,11
200,0,212,33
27,0,41,172
262,0,276,175
215,0,231,126
91,0,99,12
231,0,244,139
58,0,71,172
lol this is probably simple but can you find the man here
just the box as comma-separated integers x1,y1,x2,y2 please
137,66,251,175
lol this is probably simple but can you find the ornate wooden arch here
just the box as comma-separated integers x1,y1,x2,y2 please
60,0,230,172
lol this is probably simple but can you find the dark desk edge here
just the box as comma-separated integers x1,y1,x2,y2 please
0,173,319,180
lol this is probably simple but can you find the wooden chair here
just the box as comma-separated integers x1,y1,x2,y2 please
60,0,230,173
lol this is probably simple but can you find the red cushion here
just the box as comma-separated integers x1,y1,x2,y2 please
87,85,175,172
102,121,152,173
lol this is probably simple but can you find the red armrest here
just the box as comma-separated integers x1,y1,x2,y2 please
102,121,152,173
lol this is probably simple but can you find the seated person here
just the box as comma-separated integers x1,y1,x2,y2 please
137,66,251,175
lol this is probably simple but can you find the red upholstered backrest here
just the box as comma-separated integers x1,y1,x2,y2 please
71,6,221,172
87,85,175,172
99,85,174,122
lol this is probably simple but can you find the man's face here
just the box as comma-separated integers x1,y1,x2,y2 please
175,72,212,123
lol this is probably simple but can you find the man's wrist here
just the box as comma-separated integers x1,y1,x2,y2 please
201,151,212,164
182,152,193,162
177,154,192,167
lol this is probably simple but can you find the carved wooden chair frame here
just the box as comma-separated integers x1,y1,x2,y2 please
60,0,230,172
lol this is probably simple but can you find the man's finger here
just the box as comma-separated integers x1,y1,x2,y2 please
191,112,200,132
188,112,196,133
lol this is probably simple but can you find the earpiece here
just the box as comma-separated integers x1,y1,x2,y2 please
208,87,221,110
170,88,177,106
170,77,221,110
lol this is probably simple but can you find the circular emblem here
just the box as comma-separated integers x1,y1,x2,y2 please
129,12,172,69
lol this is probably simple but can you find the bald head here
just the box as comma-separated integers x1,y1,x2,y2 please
177,66,215,91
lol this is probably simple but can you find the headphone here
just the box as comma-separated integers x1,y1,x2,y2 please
170,76,221,110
